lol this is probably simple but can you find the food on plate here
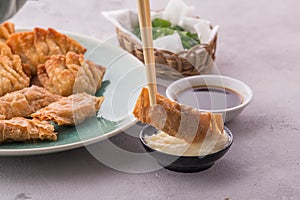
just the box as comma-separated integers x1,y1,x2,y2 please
133,87,227,144
73,59,106,95
32,92,104,126
0,42,31,78
0,22,15,42
6,27,87,76
37,52,106,96
133,18,200,49
0,85,61,119
0,22,106,145
0,117,57,143
0,43,30,96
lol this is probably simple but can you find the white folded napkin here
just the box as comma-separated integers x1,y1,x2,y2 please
102,0,219,53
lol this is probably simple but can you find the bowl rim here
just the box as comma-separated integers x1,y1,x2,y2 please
139,125,233,158
165,75,253,113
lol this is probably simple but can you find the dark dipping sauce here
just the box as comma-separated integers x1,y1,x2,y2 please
175,86,243,110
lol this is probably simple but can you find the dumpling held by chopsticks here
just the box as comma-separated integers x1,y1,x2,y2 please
133,87,225,143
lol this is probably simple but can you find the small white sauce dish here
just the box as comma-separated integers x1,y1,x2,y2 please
166,75,253,123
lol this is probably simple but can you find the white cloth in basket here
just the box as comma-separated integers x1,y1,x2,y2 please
102,0,219,53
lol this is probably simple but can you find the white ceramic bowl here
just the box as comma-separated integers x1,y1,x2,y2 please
166,75,253,123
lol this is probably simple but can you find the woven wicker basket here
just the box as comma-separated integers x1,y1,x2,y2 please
116,25,217,79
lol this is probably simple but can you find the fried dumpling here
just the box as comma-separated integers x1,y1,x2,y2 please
0,117,57,143
0,43,30,97
6,27,87,76
0,42,31,77
0,22,15,42
0,85,61,119
37,52,106,96
32,92,104,126
73,60,106,95
133,87,224,143
5,31,39,76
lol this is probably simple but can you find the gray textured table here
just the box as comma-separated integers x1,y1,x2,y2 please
2,0,300,199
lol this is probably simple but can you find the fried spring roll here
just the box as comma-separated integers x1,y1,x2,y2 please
133,88,224,143
0,85,61,120
32,93,104,126
0,117,57,143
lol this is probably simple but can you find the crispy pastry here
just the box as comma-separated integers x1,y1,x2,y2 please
6,27,87,76
133,88,224,143
0,42,31,77
0,22,15,42
73,60,106,95
0,42,13,57
0,85,61,119
37,52,106,96
32,92,104,126
0,43,30,97
0,117,57,143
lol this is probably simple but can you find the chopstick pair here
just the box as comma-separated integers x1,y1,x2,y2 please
137,0,157,106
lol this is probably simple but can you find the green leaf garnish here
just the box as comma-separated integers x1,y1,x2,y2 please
133,18,201,49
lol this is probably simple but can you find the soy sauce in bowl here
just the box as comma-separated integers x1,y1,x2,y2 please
166,75,253,122
175,86,243,110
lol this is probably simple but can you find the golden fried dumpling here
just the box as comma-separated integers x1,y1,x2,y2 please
133,88,224,143
0,43,30,97
1,41,32,76
73,60,106,94
0,22,15,42
0,117,57,143
6,27,87,76
37,52,106,96
0,85,61,119
32,92,104,126
5,31,39,76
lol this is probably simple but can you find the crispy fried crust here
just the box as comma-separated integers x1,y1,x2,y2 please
77,60,106,93
37,52,106,96
0,22,15,42
37,53,79,96
0,42,13,57
0,117,57,143
0,43,30,97
0,85,61,119
32,93,104,126
133,88,224,143
6,27,87,76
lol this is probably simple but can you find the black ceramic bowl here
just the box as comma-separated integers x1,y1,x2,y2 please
140,125,233,173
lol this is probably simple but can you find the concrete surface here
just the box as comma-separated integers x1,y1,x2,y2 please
1,0,300,199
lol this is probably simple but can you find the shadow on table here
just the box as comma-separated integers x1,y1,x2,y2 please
156,156,247,186
0,147,110,182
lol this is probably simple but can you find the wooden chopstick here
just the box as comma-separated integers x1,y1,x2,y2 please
137,0,157,106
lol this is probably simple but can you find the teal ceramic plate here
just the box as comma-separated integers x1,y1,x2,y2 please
0,30,146,156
